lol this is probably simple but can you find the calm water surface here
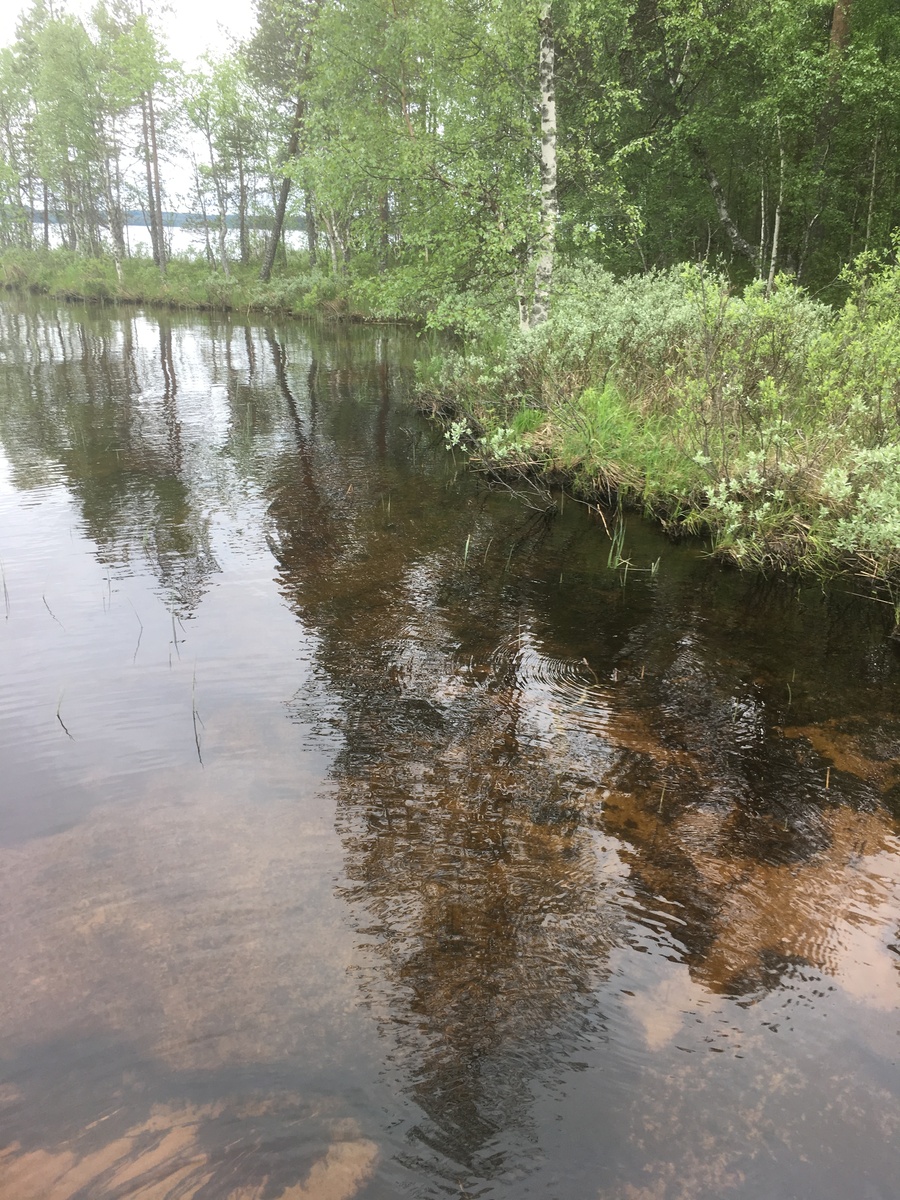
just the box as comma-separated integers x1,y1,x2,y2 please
0,300,898,1199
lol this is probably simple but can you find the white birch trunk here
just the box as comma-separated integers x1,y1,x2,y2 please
766,118,784,298
864,131,879,252
529,2,557,328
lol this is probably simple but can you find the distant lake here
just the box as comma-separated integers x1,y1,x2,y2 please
31,220,307,258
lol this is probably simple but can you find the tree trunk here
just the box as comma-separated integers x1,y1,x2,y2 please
305,186,318,266
191,156,215,267
830,0,853,53
694,144,760,269
529,2,557,328
147,88,166,276
140,94,161,266
260,93,305,283
766,119,784,298
237,146,250,266
864,131,879,252
203,127,230,276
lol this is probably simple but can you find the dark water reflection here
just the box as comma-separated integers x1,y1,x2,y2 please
0,300,898,1199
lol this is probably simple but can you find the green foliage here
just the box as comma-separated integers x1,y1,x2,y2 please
0,244,370,319
427,250,900,585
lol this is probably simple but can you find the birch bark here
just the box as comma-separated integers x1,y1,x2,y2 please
529,2,557,328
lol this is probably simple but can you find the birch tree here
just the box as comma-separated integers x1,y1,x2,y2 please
529,1,557,327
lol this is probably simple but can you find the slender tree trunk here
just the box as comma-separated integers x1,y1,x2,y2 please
530,1,557,328
147,88,166,276
694,145,760,269
140,95,161,266
218,213,230,275
194,161,215,267
379,191,391,269
237,146,250,266
112,115,126,259
766,118,784,297
106,179,125,279
105,151,126,277
864,130,879,252
207,141,230,276
260,93,305,283
322,209,339,274
305,186,318,266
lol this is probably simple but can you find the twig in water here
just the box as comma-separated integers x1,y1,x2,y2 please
192,666,203,766
127,599,144,664
0,558,8,619
463,534,471,568
56,690,73,739
43,595,65,630
825,766,831,790
657,784,666,814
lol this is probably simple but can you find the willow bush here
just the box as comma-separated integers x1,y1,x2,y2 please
424,249,900,585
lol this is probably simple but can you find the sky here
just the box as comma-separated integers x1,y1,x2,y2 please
0,0,258,68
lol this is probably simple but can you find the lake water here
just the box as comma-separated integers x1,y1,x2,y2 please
0,298,898,1199
31,221,306,259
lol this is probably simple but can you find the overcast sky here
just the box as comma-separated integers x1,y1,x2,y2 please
0,0,258,67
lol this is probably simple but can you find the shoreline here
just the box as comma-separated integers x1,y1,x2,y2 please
5,247,900,627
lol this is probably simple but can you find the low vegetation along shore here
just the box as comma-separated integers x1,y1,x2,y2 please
0,246,366,320
417,249,900,610
5,245,900,614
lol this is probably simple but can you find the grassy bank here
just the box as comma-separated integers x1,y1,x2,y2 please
418,249,900,607
0,246,382,321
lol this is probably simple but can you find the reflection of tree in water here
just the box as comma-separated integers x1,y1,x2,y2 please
262,329,900,1185
0,305,221,614
513,548,900,1001
262,340,625,1184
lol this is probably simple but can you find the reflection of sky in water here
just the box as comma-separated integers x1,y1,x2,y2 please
0,301,898,1199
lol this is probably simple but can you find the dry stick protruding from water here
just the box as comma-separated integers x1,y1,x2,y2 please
127,599,144,664
171,612,183,660
43,594,65,630
192,666,204,766
56,689,73,739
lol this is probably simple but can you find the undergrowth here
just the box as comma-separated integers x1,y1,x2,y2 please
419,244,900,599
